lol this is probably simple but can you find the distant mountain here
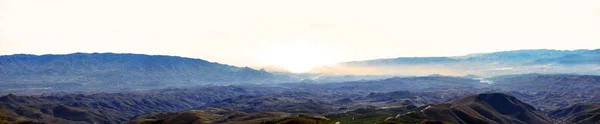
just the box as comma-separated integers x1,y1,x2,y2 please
324,49,600,76
344,49,599,65
0,53,293,94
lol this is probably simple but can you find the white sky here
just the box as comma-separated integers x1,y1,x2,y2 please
2,0,600,67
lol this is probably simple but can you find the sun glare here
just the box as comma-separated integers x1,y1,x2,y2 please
264,41,328,73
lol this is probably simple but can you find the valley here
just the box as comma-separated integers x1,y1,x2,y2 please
1,74,599,123
1,50,599,124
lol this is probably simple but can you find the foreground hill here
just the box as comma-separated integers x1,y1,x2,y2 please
322,49,600,76
123,93,556,124
415,93,551,124
549,103,600,124
0,85,486,124
0,86,284,123
332,93,552,124
124,108,330,124
0,53,292,94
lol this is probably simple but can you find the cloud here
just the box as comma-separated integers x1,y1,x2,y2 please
2,0,599,66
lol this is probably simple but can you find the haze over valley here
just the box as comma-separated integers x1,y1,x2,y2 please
2,0,600,123
1,49,599,124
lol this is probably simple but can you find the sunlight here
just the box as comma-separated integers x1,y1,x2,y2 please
265,41,326,73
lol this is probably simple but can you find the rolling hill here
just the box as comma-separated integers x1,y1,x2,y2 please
0,73,599,123
341,93,553,124
121,93,559,124
549,103,600,124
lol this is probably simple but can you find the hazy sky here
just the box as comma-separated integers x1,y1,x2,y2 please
2,0,599,67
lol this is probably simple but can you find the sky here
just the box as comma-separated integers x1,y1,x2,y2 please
2,0,600,68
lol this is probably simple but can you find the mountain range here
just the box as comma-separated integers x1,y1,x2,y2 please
315,49,600,76
0,49,599,124
2,49,599,94
0,53,293,94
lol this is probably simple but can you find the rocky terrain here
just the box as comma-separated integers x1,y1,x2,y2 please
116,93,591,124
1,51,599,124
549,103,600,124
0,74,598,123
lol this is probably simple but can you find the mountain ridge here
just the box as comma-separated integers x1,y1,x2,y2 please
318,49,600,76
342,49,600,65
0,53,293,94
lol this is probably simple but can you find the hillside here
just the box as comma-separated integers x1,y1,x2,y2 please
0,86,284,123
338,93,552,124
419,93,551,124
490,74,600,110
124,108,330,124
279,75,486,92
122,93,556,124
0,74,599,123
549,103,600,124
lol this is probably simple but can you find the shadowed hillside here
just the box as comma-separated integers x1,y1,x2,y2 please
549,103,600,124
327,93,552,124
0,86,285,124
416,93,552,124
125,93,555,124
124,108,329,124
